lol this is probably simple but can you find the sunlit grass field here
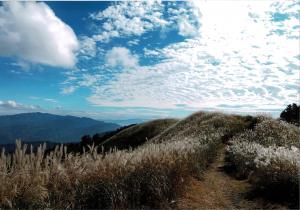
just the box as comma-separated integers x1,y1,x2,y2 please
0,112,298,209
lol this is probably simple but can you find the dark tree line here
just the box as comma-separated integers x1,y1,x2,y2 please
80,124,136,148
280,103,299,126
44,124,136,155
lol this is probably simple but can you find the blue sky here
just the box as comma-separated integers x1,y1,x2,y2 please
0,1,299,121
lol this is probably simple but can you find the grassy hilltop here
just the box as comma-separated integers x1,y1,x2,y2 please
0,111,298,209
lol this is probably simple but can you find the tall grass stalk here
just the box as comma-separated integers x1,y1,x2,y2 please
0,133,223,209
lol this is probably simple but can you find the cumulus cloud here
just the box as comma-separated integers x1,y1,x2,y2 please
0,1,79,68
105,47,139,69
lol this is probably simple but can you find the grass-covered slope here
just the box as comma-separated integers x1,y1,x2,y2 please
1,111,296,209
152,111,257,144
226,117,300,208
1,111,243,209
100,118,178,150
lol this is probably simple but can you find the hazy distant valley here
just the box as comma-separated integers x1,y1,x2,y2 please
0,112,120,144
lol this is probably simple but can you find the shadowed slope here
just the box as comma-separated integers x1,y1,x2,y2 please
101,118,178,150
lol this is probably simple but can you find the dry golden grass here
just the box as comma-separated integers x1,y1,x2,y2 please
1,112,242,209
101,118,178,150
226,118,300,208
2,111,291,209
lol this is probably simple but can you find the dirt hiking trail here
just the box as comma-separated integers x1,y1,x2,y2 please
174,148,289,210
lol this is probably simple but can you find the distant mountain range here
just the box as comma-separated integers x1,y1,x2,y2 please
0,112,120,144
105,118,149,126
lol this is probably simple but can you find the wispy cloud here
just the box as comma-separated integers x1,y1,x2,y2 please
78,36,97,59
0,100,41,115
29,96,58,104
127,39,140,46
44,98,58,103
61,86,77,95
0,99,188,121
78,74,100,87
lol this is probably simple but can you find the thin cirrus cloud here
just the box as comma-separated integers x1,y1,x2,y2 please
44,98,58,103
85,0,299,113
0,1,79,68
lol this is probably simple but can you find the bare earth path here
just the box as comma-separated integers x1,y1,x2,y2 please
175,148,288,209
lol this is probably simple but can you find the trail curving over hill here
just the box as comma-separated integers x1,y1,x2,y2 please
175,147,290,209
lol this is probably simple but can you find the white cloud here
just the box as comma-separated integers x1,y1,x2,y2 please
60,72,101,95
90,1,167,42
0,1,79,68
0,100,18,109
178,18,199,37
89,1,202,42
143,48,161,57
44,98,58,103
87,0,299,113
78,74,99,87
61,86,77,94
78,36,97,59
0,99,172,120
127,39,140,46
10,61,31,71
167,1,201,37
29,97,58,104
105,47,139,69
0,100,40,110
